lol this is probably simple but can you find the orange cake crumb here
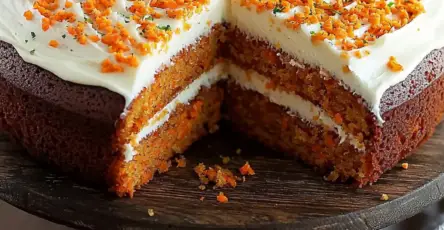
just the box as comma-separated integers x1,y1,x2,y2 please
65,1,73,8
175,156,187,168
48,40,59,48
387,56,404,72
401,162,409,170
24,10,33,21
217,192,228,203
194,163,238,188
157,160,172,174
239,161,255,176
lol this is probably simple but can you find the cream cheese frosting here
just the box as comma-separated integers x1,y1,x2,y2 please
0,0,226,106
229,0,444,124
0,0,443,126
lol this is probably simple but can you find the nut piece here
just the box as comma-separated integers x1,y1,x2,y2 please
148,208,155,217
380,194,389,201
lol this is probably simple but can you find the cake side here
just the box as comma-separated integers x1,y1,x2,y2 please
0,72,116,184
0,41,125,123
366,73,444,184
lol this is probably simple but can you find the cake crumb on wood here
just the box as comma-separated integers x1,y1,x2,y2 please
222,156,230,164
217,192,228,203
380,194,389,201
401,162,409,169
200,196,205,201
194,163,237,188
148,208,155,216
239,161,255,176
175,156,187,168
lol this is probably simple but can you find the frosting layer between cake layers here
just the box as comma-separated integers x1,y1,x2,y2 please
123,63,226,162
0,0,226,105
228,63,365,151
229,0,444,123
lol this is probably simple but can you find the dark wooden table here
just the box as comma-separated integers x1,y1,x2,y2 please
1,199,444,230
1,121,444,229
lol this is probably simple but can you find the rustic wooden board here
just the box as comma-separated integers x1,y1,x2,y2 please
1,123,444,230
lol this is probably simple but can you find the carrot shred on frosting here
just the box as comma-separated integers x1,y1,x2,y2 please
25,0,424,74
26,0,211,73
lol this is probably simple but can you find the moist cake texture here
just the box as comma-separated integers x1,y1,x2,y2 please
0,0,443,196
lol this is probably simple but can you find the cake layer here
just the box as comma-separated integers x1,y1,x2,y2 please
226,66,444,185
115,26,223,150
124,63,226,162
227,63,364,151
109,84,224,197
224,82,365,182
0,63,116,184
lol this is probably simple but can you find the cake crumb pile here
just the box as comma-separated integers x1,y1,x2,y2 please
194,163,239,189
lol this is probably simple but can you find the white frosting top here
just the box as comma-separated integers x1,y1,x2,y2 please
0,0,225,106
0,0,443,124
229,0,444,123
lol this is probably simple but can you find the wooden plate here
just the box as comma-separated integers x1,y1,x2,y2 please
1,123,444,230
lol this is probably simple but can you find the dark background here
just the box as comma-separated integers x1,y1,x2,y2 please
1,199,443,230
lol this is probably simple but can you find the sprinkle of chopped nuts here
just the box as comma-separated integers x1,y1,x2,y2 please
387,56,404,72
148,208,155,217
222,156,230,164
26,0,212,73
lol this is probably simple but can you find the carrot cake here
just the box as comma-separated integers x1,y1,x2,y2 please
0,0,443,197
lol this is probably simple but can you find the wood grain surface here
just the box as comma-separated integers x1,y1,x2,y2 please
0,123,444,229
